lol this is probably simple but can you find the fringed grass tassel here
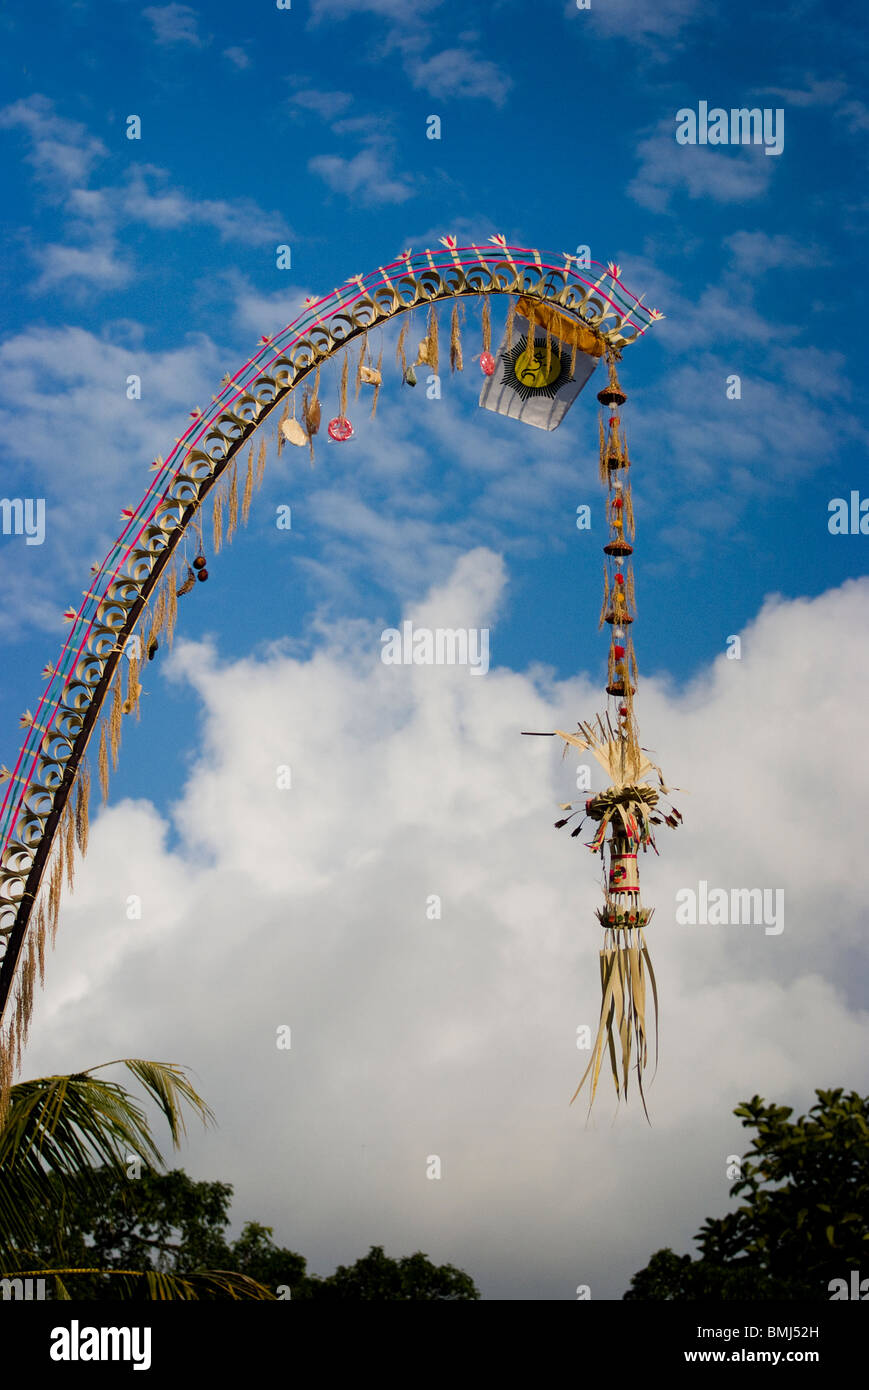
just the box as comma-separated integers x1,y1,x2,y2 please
35,900,47,986
505,297,516,349
339,351,349,418
277,403,289,456
304,365,321,464
396,319,409,375
0,1034,13,1124
570,337,578,378
165,559,178,649
355,337,366,399
49,840,63,942
481,296,491,354
257,438,267,488
63,799,75,891
571,927,658,1120
98,719,109,803
598,565,610,629
450,303,463,372
147,585,166,653
124,648,141,720
544,322,552,378
371,347,383,418
213,487,224,555
622,482,635,539
75,761,90,857
242,445,254,525
109,668,123,771
426,304,439,377
227,461,239,542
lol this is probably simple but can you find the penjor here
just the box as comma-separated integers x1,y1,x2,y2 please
525,353,683,1119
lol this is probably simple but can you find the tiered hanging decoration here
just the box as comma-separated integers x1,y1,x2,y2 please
526,352,682,1119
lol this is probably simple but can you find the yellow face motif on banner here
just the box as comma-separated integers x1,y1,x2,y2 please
513,337,562,391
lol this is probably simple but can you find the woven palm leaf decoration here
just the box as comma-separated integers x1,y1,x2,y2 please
526,353,683,1119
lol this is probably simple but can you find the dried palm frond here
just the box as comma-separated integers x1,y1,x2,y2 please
226,461,238,542
370,347,383,418
242,445,254,524
396,319,409,375
212,487,224,554
450,303,463,372
571,929,658,1122
505,297,516,348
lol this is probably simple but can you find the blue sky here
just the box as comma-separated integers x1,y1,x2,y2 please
2,0,869,1300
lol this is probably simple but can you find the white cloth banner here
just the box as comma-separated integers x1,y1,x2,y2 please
478,314,599,431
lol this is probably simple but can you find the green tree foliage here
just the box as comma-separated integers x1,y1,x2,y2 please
0,1060,273,1299
1,1059,480,1300
624,1089,869,1301
303,1244,480,1300
20,1167,306,1300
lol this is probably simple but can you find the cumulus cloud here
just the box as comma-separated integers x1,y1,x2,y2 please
0,94,107,189
290,89,353,121
18,553,869,1298
0,323,223,636
628,120,776,212
1,96,289,295
223,46,252,70
406,48,511,106
143,3,205,47
309,144,414,205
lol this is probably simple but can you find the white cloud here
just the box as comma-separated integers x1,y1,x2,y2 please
143,3,204,46
628,121,776,212
291,89,353,120
2,97,288,293
119,166,288,245
31,240,132,292
0,323,223,636
760,78,849,107
309,144,414,205
567,0,703,49
0,94,107,189
223,46,251,70
724,230,824,274
309,0,442,19
18,558,869,1297
406,48,511,106
224,273,314,336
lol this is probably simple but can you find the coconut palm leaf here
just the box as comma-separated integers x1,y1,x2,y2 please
0,1059,212,1267
3,1266,275,1300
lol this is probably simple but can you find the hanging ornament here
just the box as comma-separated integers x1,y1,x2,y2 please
480,351,495,376
522,349,683,1121
327,417,354,442
404,365,417,387
280,416,308,448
